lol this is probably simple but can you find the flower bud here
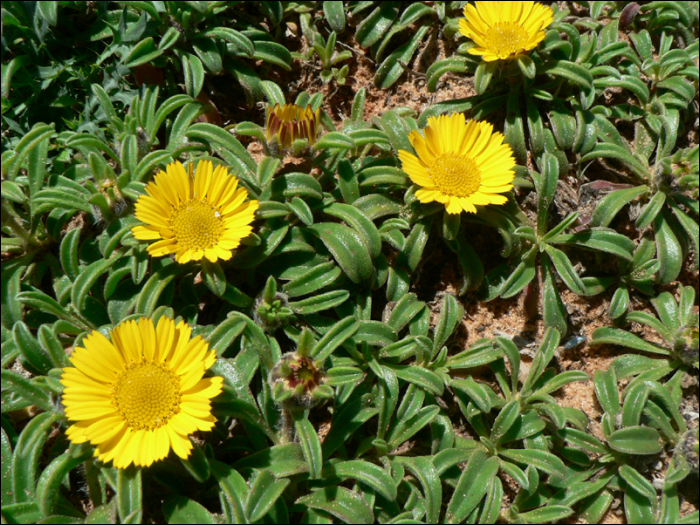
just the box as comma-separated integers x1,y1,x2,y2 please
268,329,328,411
265,103,321,154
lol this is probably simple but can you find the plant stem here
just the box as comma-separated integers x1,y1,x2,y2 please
1,200,40,248
280,408,294,444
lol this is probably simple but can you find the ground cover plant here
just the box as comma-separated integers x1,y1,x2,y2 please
1,1,698,523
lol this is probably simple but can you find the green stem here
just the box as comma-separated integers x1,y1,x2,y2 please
1,200,40,248
84,458,105,508
280,409,294,444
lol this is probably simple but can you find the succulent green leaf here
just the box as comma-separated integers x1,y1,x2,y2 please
636,191,666,230
37,448,91,517
314,132,356,150
285,197,313,226
504,84,527,165
387,406,440,450
518,505,575,523
289,289,350,315
654,211,683,285
1,368,53,412
182,53,205,98
325,203,382,259
451,378,492,413
389,365,444,396
210,459,248,524
11,412,60,504
355,2,399,47
498,449,570,478
296,486,374,524
542,257,568,336
590,327,669,356
446,450,499,524
162,496,217,524
204,27,254,57
558,428,607,454
426,57,469,92
608,426,663,455
580,143,649,180
234,444,308,477
375,26,430,89
551,228,635,260
125,37,162,67
548,104,577,150
186,123,257,178
307,223,373,283
395,457,442,523
253,41,292,70
328,461,397,501
545,245,586,295
13,321,53,374
542,60,593,89
117,467,142,525
295,417,323,479
322,396,379,458
134,261,179,316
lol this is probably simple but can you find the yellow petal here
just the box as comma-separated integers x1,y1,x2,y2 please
459,198,478,214
415,189,441,203
408,131,436,164
131,225,162,240
182,376,223,399
176,249,194,264
194,159,213,198
155,316,176,362
170,161,192,201
69,349,118,384
166,425,192,459
179,362,205,392
170,412,198,435
148,238,179,257
152,426,171,463
65,402,117,420
445,197,463,214
138,317,157,362
85,417,126,444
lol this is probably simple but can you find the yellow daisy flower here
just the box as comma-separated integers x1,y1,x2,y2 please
131,160,258,264
398,113,516,214
60,317,223,469
265,103,321,150
459,1,554,61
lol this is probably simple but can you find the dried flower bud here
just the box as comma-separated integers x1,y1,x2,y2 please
268,329,329,410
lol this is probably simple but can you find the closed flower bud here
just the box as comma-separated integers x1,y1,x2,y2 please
265,103,321,154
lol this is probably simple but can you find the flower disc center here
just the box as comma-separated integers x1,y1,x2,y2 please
485,22,530,57
288,357,322,389
428,153,482,198
169,199,224,252
112,362,181,430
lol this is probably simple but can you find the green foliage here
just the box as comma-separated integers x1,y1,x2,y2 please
591,284,699,370
1,2,698,524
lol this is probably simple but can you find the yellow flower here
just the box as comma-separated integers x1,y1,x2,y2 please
131,160,258,264
398,113,516,214
265,103,321,149
459,1,554,61
61,317,223,469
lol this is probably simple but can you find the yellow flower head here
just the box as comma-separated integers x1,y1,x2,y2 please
60,317,223,469
399,113,516,214
265,103,321,149
131,160,258,264
459,1,554,61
